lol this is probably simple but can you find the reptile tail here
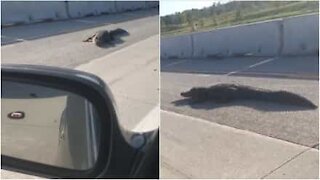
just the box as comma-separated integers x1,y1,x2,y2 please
259,91,317,109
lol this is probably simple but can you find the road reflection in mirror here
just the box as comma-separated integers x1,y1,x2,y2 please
1,80,100,170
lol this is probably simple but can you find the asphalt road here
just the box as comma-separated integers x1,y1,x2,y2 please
1,10,159,131
1,9,158,68
160,56,319,178
161,110,318,179
161,72,318,147
161,56,318,80
1,9,157,45
161,56,319,147
77,35,159,130
1,10,159,178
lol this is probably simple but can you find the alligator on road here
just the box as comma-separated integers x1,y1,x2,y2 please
83,28,129,47
180,83,317,109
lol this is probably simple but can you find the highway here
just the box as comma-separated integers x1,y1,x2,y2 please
1,9,159,176
160,56,319,178
1,9,159,131
2,9,158,68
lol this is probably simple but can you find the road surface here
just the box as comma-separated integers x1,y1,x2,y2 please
1,9,159,178
2,9,159,130
160,56,319,178
2,9,158,68
161,110,318,179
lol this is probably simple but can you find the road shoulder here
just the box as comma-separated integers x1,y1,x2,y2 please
161,110,319,179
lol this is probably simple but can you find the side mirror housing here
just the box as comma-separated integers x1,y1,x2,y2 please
1,64,159,178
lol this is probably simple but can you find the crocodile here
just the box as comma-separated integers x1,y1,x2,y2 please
180,83,317,109
83,28,129,47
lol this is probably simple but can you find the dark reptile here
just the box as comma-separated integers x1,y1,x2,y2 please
180,83,317,109
83,28,129,47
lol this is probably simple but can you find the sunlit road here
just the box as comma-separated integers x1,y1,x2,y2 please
1,9,159,130
1,10,159,176
1,9,158,68
160,56,319,178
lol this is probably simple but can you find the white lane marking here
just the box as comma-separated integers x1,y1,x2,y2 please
227,58,276,76
161,110,318,150
1,35,27,46
15,38,26,42
248,58,275,68
1,35,26,41
133,104,159,132
162,59,190,68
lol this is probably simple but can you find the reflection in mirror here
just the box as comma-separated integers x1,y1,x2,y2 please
1,80,100,170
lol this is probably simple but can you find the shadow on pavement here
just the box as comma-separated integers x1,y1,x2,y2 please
96,39,125,48
172,98,317,112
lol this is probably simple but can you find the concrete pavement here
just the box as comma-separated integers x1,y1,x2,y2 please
161,55,318,178
2,10,159,130
162,56,319,80
1,12,158,68
1,10,159,178
1,9,157,45
161,72,318,148
77,35,159,130
161,110,319,179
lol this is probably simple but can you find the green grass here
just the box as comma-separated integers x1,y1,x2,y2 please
161,1,319,37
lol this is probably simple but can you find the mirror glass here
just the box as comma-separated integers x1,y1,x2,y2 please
1,80,101,170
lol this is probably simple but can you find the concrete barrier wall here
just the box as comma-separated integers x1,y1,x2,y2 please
161,34,193,59
1,1,156,26
282,14,319,56
1,1,68,25
115,1,146,12
68,1,116,18
161,14,319,58
146,1,159,8
193,20,281,58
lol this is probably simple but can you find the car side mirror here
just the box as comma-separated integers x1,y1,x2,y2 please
1,64,159,178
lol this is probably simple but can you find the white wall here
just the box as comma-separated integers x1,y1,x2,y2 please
161,34,193,59
282,14,319,56
115,1,146,12
1,1,155,26
146,1,159,8
1,1,67,25
67,1,117,18
192,20,281,58
161,14,319,58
